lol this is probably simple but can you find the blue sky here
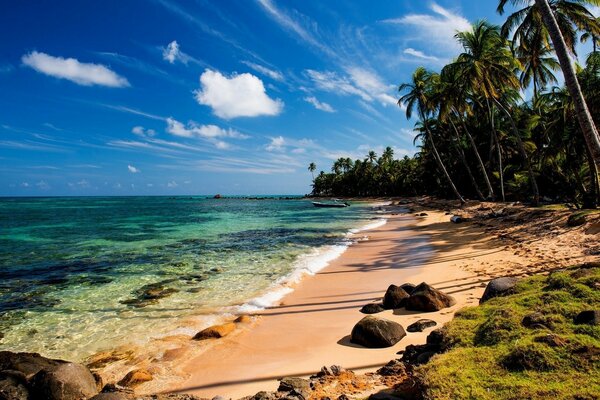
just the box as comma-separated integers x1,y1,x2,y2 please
0,1,593,196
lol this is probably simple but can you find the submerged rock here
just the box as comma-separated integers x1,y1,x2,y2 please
193,322,236,340
120,282,179,308
351,316,406,348
480,277,519,303
404,283,455,312
382,285,410,309
360,303,385,314
406,319,437,333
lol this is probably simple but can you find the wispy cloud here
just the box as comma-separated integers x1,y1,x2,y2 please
132,126,156,137
128,164,141,173
241,61,284,81
266,136,285,151
304,96,335,113
22,51,129,87
103,104,166,121
195,69,283,119
161,40,205,66
383,3,470,56
403,48,439,61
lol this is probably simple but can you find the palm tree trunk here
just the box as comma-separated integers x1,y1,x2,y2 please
452,107,495,200
487,99,505,202
493,98,541,206
535,0,600,169
448,119,485,200
584,143,600,208
421,113,465,203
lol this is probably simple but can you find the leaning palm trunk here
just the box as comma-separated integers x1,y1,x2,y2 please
493,98,541,206
452,107,495,200
584,144,600,208
449,119,485,200
422,115,466,203
535,0,600,175
487,100,506,202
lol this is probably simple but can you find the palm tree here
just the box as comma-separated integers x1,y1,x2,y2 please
399,67,465,203
516,29,560,101
498,0,600,186
581,17,600,52
308,162,316,181
446,21,540,204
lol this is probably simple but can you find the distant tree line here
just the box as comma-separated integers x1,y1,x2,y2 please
310,0,600,208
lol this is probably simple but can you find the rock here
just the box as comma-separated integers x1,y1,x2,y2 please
450,215,465,223
193,322,236,340
406,319,437,333
278,377,310,398
400,283,417,295
350,316,406,348
0,372,29,400
522,312,551,329
117,369,153,387
534,334,567,347
479,277,519,303
29,361,99,400
250,391,276,400
376,360,407,376
404,283,456,312
418,213,428,217
234,315,252,323
574,310,600,325
120,282,179,308
382,285,410,309
0,351,61,378
360,303,385,314
567,213,587,227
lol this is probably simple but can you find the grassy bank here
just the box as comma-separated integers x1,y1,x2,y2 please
417,263,600,399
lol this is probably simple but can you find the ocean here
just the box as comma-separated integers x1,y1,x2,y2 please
0,196,384,361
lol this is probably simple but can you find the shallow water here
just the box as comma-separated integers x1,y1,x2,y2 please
0,196,379,360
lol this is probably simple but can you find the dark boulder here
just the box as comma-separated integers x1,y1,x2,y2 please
400,283,417,295
404,283,456,312
406,319,437,333
574,310,600,325
567,213,587,227
360,303,385,314
29,361,99,400
350,316,406,348
382,285,410,309
522,312,552,329
0,351,60,378
479,277,519,304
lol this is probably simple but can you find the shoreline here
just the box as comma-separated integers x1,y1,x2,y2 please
160,204,533,398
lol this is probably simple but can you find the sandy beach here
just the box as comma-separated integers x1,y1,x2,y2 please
160,203,578,399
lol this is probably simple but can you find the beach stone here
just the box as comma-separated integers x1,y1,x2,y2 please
567,213,587,227
382,285,410,309
404,283,456,312
350,316,406,348
0,351,61,378
278,377,310,398
406,319,437,333
360,303,385,314
90,394,130,400
29,361,99,400
480,277,519,303
574,310,600,325
0,372,29,400
193,322,236,340
450,215,464,223
400,283,417,295
117,368,153,387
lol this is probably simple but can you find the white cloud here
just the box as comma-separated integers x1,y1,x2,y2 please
163,40,180,63
304,96,335,112
22,51,129,87
132,126,156,137
35,180,50,190
403,48,439,61
166,118,248,139
384,3,471,55
167,180,178,188
241,61,284,81
195,69,283,119
20,182,30,188
266,136,285,151
128,164,141,173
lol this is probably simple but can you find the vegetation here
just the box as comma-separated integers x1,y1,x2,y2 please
418,263,600,399
310,0,600,208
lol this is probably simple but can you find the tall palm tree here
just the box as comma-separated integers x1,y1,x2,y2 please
516,29,560,100
446,21,540,204
399,67,465,203
498,0,600,184
308,162,316,181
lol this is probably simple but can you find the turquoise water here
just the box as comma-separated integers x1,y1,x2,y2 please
0,196,379,360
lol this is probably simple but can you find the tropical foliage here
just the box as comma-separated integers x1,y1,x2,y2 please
311,0,600,208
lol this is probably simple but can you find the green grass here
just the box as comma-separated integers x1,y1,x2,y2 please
417,264,600,400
